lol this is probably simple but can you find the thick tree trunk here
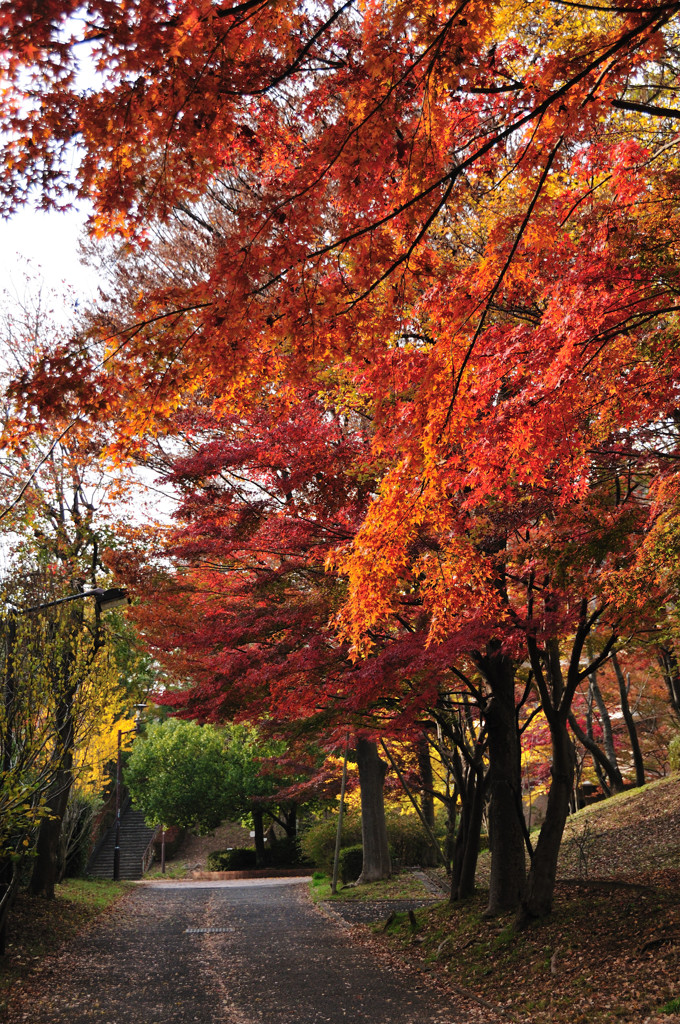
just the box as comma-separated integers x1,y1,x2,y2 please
517,715,573,925
31,764,73,898
482,652,526,916
356,737,391,883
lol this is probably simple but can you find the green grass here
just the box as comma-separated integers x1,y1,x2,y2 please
60,877,130,909
309,871,434,903
144,863,189,880
660,997,680,1014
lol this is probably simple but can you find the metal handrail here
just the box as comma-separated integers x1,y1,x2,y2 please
141,825,162,875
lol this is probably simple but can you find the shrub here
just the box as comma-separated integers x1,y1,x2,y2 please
339,845,363,884
669,734,680,773
385,811,443,868
63,792,101,879
299,814,363,874
207,848,257,871
267,835,312,867
300,810,443,873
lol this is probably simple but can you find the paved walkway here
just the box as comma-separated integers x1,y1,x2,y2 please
7,879,502,1024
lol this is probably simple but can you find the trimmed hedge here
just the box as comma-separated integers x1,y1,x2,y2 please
207,848,257,871
339,844,363,884
299,815,362,875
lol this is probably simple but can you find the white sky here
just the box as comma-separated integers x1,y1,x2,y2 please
0,205,180,546
0,204,98,319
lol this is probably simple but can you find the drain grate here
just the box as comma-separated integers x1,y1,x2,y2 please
184,927,235,934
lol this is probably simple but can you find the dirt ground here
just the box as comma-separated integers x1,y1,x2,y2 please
169,822,254,872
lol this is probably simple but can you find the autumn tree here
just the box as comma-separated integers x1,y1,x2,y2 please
5,0,680,924
0,284,144,899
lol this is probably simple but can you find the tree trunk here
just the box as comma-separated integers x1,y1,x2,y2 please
481,651,526,916
517,715,573,925
568,710,624,793
417,736,438,867
591,674,617,767
356,737,391,883
611,652,645,788
657,645,680,720
450,763,485,902
31,763,73,898
252,807,266,868
0,860,17,955
282,803,297,840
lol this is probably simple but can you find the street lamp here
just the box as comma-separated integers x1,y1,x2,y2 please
18,586,130,615
113,704,147,882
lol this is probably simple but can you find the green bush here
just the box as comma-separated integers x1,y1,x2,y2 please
64,792,101,878
384,811,442,868
339,844,363,884
299,814,363,874
299,810,443,873
207,847,257,871
669,734,680,773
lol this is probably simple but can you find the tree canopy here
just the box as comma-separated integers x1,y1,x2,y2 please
3,0,680,922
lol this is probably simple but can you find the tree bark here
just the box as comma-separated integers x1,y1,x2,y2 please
568,709,624,793
282,803,297,840
657,645,680,720
611,652,645,788
252,806,266,868
356,737,391,883
480,649,526,916
450,762,485,901
417,736,438,867
517,714,573,925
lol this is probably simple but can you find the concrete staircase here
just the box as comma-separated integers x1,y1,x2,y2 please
87,807,158,880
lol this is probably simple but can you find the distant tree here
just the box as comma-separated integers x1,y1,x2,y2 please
125,719,237,835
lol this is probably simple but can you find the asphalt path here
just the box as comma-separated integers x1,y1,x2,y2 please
7,879,496,1024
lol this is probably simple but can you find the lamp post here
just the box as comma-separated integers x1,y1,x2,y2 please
113,704,146,882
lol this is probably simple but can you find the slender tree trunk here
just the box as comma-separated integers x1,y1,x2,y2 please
450,764,485,901
0,860,17,955
611,652,645,788
517,715,573,925
356,737,391,883
657,646,680,720
417,736,438,867
444,788,457,870
591,676,617,766
568,710,624,793
282,804,297,840
482,651,526,916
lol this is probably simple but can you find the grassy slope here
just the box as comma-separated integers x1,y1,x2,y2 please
376,775,680,1024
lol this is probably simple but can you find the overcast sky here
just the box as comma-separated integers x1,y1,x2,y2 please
0,204,98,323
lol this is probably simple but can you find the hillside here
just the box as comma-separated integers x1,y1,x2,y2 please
381,775,680,1024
